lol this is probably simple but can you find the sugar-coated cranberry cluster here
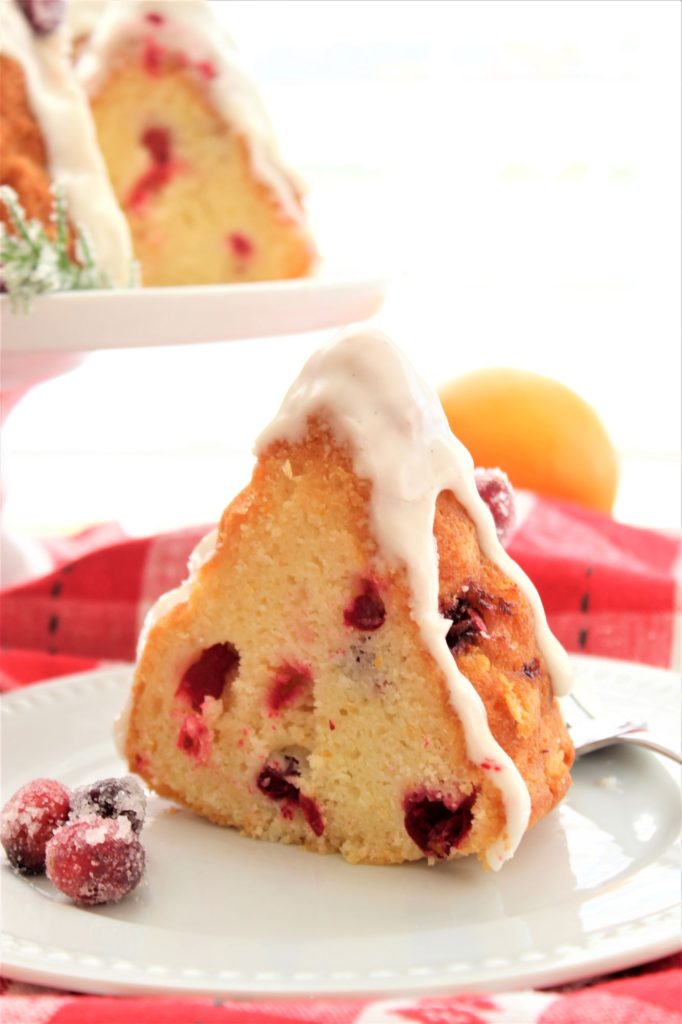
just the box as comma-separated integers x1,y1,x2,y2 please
0,775,147,906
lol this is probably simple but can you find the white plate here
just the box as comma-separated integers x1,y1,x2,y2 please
1,654,680,998
0,274,387,353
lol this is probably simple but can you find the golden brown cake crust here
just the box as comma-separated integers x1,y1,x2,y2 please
0,54,54,230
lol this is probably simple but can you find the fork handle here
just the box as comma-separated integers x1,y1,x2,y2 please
577,733,682,764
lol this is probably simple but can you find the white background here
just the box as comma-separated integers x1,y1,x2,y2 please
2,0,680,540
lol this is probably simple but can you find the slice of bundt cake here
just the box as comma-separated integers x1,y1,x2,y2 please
125,330,574,870
77,0,316,286
0,0,133,286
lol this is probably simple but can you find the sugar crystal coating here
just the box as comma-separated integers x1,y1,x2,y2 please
70,775,146,834
46,817,145,905
0,778,71,874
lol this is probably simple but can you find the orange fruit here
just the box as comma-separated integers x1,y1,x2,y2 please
439,367,619,513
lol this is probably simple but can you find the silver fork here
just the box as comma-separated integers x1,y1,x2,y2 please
567,692,682,765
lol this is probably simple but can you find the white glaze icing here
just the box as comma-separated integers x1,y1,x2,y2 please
0,0,134,286
256,330,574,869
77,0,305,224
66,0,108,46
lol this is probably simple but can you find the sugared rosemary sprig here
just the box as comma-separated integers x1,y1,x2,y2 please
0,185,112,313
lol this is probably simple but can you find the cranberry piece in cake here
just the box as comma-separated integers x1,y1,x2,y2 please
18,0,65,35
46,818,145,905
344,579,386,631
256,753,324,836
256,753,301,802
126,125,180,210
141,126,171,166
175,642,240,711
176,715,212,763
298,794,324,837
0,778,71,874
267,663,313,714
474,467,516,544
228,232,254,261
70,776,146,834
442,597,489,652
404,791,476,859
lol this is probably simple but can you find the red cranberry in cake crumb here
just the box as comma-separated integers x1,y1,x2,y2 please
142,126,171,166
177,715,212,763
196,59,218,80
474,467,516,544
299,795,325,837
0,779,71,874
267,663,313,713
176,642,240,711
256,754,300,801
46,818,145,906
257,755,324,835
403,791,476,859
442,597,489,652
144,11,165,26
344,579,386,631
522,659,541,679
134,753,151,773
142,37,164,76
70,776,146,834
126,125,182,211
228,232,254,261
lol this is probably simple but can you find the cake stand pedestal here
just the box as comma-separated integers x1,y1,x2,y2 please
1,351,83,586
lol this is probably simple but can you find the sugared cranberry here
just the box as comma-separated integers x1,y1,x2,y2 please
474,467,516,544
442,597,488,652
46,818,145,906
0,778,71,874
70,776,146,834
18,0,65,35
344,579,386,631
404,791,476,859
267,664,313,714
175,642,240,712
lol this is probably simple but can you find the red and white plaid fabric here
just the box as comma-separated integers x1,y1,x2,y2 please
1,492,681,1021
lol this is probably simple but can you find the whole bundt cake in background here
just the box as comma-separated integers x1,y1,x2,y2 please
124,330,574,871
76,0,317,286
0,0,134,286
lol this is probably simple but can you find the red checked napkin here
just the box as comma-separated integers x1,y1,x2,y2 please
1,493,681,1022
2,492,680,673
